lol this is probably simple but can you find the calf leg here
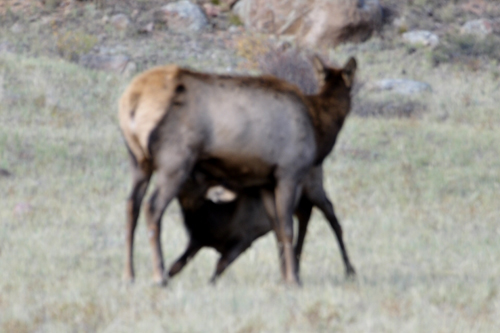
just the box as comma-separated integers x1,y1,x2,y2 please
305,185,355,277
210,242,250,284
168,240,202,278
124,159,152,283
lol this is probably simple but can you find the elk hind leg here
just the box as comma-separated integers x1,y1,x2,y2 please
124,157,152,283
145,157,194,285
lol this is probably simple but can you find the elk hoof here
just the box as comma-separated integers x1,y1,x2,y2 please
284,275,301,288
123,271,135,284
153,274,168,287
345,265,356,279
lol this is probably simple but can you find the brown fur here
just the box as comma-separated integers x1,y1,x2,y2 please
119,56,356,285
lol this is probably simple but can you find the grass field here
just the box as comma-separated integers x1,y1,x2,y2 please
1,31,500,332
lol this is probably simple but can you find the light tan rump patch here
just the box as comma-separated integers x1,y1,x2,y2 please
118,65,180,165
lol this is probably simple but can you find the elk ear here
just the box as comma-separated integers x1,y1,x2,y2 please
341,57,357,88
311,54,327,86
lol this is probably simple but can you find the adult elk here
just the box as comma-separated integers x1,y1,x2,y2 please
119,56,356,286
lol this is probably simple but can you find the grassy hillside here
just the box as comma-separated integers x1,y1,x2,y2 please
1,1,500,332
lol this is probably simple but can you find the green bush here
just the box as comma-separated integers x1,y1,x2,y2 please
56,30,98,62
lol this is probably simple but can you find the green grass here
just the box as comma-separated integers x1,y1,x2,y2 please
1,41,499,332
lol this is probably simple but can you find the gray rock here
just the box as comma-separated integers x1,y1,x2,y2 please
79,54,132,74
393,17,407,30
0,42,13,54
110,14,130,31
402,30,439,48
370,79,432,95
156,0,209,32
0,168,12,178
138,22,154,34
461,19,493,38
10,22,24,34
14,202,33,216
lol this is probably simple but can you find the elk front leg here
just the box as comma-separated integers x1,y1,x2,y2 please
124,161,152,283
306,185,355,277
274,179,300,286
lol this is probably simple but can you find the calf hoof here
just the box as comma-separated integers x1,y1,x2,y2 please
168,262,184,278
209,276,217,285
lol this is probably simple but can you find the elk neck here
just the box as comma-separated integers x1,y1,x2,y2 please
305,81,351,165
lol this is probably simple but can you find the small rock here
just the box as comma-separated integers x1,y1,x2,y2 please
370,79,432,95
461,19,493,38
393,17,407,30
110,13,130,31
138,22,154,34
123,61,137,77
0,42,12,54
402,30,439,48
131,9,140,20
0,168,12,177
14,202,33,216
10,22,24,34
79,54,131,74
203,3,220,17
228,25,243,33
155,0,209,32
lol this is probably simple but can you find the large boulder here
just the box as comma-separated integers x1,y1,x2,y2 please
233,0,383,47
460,19,493,38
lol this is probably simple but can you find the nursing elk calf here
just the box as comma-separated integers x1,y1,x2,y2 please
119,56,356,286
170,164,355,284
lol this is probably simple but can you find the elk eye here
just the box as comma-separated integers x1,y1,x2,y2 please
175,84,186,93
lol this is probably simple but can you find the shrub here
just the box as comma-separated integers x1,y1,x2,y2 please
56,30,98,62
234,34,271,70
430,33,500,67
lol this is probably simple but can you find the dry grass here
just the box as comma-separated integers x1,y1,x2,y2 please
1,14,500,332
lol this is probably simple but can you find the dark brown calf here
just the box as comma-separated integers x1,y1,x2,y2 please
169,165,355,284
